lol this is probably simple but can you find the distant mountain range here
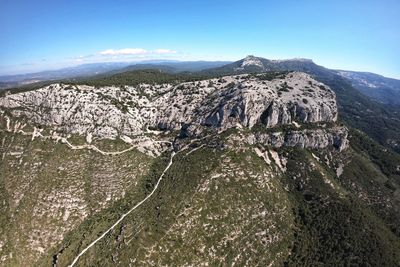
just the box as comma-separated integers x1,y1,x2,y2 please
337,70,400,106
0,60,231,89
0,62,132,87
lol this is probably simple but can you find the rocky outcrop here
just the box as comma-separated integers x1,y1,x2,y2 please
195,72,337,131
231,126,349,151
0,72,341,146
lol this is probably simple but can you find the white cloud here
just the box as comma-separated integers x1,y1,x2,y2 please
99,48,148,56
154,49,177,54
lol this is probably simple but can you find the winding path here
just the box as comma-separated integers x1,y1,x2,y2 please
2,120,172,157
68,150,177,267
3,118,205,266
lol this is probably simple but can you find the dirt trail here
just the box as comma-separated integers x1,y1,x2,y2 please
68,149,179,266
67,138,203,266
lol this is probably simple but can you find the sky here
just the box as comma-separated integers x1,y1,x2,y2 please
0,0,399,78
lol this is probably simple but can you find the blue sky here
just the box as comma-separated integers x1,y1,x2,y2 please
1,0,399,78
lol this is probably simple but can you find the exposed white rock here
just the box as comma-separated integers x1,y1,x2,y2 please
269,150,286,172
241,55,265,68
233,126,349,151
0,72,340,148
336,163,344,177
86,132,93,144
254,147,271,165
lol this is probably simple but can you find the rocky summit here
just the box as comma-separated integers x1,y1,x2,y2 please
0,68,399,267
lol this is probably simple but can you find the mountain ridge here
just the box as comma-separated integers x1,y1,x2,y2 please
198,56,400,153
0,56,400,266
336,70,400,106
0,61,232,89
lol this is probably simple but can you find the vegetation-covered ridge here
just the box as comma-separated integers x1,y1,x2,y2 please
0,69,212,96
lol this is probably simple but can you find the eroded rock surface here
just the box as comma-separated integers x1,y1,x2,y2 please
231,126,349,151
0,72,338,140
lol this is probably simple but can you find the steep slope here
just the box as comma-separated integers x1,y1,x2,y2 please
337,70,400,106
42,144,295,266
282,141,400,266
203,56,400,153
0,71,399,266
0,131,154,265
0,72,338,139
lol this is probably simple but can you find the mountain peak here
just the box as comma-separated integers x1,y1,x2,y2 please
240,55,265,69
244,55,258,59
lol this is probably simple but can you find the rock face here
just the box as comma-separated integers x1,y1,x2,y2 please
231,126,349,151
235,55,265,71
0,72,338,141
197,73,337,131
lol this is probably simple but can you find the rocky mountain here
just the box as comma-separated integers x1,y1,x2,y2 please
1,65,400,266
337,70,400,106
202,55,335,78
203,56,400,154
205,56,400,105
0,72,338,139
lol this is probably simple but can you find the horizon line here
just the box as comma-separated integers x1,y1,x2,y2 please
0,56,399,80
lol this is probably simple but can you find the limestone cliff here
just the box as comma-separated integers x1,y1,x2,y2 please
0,72,344,150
